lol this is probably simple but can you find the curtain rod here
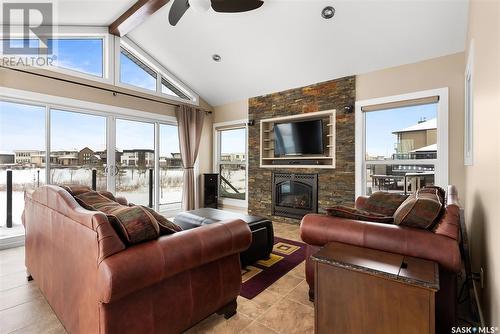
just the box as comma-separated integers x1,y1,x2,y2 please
0,66,212,113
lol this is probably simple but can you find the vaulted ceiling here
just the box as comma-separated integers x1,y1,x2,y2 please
128,0,469,106
5,0,469,107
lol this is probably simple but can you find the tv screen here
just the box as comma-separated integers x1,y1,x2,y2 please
274,119,324,157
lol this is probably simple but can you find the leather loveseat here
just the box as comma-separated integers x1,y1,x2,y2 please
300,185,462,332
22,185,252,334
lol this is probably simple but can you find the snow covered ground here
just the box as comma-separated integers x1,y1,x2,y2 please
0,167,184,237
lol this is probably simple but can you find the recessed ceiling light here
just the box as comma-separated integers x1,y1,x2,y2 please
212,54,222,62
321,6,335,19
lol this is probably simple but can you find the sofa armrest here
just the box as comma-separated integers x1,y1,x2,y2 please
355,196,369,210
97,219,252,303
300,214,461,273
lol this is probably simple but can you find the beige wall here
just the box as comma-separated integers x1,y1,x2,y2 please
213,99,248,123
464,0,500,325
0,67,214,207
357,52,466,196
214,53,465,195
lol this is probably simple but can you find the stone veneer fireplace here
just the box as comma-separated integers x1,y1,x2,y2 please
272,173,318,219
248,76,356,224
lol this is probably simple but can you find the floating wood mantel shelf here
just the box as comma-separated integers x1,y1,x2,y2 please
259,109,336,169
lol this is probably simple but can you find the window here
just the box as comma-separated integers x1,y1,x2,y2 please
119,47,157,91
159,124,183,208
115,119,155,206
0,39,39,53
356,89,448,197
117,38,194,102
1,28,198,103
215,125,247,202
50,109,107,190
0,88,183,248
464,41,474,166
161,77,190,100
48,39,104,77
0,100,45,239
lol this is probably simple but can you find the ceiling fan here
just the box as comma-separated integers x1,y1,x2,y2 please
168,0,264,26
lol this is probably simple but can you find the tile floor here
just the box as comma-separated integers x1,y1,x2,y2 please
0,222,313,334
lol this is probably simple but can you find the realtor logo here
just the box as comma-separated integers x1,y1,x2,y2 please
2,2,53,55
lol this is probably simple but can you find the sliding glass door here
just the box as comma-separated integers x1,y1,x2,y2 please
115,118,155,207
0,100,46,238
50,109,107,190
159,124,183,211
1,94,183,245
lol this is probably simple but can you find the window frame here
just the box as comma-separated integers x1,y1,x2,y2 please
1,26,113,84
464,40,474,166
1,27,199,105
213,119,249,208
354,88,449,197
115,36,198,104
0,86,182,219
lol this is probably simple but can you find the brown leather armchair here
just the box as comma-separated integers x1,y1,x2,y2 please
300,185,462,332
23,185,252,334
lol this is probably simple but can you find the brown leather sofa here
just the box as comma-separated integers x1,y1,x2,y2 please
23,185,252,334
300,185,462,332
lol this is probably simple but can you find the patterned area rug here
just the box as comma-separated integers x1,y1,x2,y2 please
240,237,307,299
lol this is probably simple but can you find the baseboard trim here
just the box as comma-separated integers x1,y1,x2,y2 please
472,279,486,326
0,235,25,250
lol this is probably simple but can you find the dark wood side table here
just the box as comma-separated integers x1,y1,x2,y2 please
312,242,439,334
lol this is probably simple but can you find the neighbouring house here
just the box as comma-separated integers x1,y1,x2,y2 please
121,149,154,167
94,149,123,165
220,153,245,162
0,151,15,165
78,147,101,166
14,150,40,165
392,118,437,159
160,152,183,168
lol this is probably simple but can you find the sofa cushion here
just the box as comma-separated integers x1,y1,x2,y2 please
363,192,409,216
393,187,444,230
75,191,161,245
60,184,93,196
325,206,394,224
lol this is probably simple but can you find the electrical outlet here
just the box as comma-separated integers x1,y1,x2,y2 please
480,267,484,289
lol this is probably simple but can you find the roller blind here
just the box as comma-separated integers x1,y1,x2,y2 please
361,96,439,112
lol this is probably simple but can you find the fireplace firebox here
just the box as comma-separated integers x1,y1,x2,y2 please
272,173,318,219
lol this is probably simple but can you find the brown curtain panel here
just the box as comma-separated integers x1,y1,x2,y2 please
176,105,205,210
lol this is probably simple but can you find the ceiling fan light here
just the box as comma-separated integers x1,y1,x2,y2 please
189,0,211,12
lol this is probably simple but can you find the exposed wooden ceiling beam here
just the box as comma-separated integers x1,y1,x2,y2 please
109,0,171,37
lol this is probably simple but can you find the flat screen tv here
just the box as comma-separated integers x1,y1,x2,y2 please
274,119,324,157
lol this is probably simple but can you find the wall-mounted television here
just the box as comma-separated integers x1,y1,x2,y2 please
274,119,324,157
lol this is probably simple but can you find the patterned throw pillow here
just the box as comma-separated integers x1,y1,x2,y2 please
74,191,162,245
393,187,444,230
142,206,183,235
326,205,394,224
419,185,446,204
363,192,409,216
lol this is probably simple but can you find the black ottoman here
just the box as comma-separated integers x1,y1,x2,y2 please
174,208,274,266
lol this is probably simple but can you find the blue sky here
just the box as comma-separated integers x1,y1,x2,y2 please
49,39,103,77
221,128,246,154
365,103,437,157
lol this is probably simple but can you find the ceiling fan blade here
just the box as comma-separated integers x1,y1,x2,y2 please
169,0,190,26
210,0,264,13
